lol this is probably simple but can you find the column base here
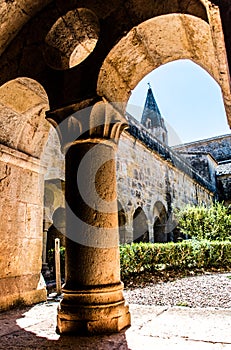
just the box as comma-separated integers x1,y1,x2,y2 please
57,283,131,335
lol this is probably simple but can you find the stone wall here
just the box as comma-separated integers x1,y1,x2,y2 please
0,145,47,311
116,129,215,243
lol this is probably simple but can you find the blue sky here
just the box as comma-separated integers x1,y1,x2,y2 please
126,59,231,146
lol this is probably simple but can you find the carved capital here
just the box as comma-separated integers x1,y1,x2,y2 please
46,100,128,151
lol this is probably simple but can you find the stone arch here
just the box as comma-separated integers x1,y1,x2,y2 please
0,0,230,330
43,8,100,70
153,201,168,243
0,0,208,58
97,13,231,124
133,206,149,243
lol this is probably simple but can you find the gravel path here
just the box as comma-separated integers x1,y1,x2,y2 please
124,272,231,308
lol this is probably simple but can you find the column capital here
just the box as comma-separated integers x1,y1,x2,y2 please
46,99,128,151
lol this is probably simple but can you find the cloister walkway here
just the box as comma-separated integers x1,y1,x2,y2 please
0,301,231,349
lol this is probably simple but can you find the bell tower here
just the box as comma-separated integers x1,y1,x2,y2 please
141,84,168,145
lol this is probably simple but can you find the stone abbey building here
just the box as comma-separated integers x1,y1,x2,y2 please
1,0,231,335
43,85,230,248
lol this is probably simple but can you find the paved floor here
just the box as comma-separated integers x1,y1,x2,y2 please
0,301,231,349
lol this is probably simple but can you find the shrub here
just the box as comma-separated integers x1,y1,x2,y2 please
47,240,231,281
174,202,231,241
120,241,231,279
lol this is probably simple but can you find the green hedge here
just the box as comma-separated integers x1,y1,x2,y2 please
47,240,231,280
120,241,231,279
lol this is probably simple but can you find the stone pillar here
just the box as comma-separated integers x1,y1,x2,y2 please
42,228,48,265
124,214,134,243
42,218,52,279
148,222,154,243
0,145,47,310
46,100,131,335
42,219,50,264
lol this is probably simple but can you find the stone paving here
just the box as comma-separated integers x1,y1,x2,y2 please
0,301,231,349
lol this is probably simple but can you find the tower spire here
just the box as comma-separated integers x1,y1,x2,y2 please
141,84,168,144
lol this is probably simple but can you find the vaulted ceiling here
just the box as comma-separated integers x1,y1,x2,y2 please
0,0,231,126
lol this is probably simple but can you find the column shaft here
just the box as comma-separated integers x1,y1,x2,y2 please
57,140,130,334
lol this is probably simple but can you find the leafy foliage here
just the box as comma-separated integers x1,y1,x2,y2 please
175,202,231,241
120,241,231,280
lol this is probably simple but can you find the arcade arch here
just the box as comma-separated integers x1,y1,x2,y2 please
153,201,168,243
0,0,231,334
133,206,149,243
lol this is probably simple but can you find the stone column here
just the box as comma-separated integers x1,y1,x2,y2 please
124,214,134,243
46,100,131,335
41,221,50,278
42,219,51,265
148,222,154,243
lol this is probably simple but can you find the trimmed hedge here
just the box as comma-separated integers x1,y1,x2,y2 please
120,241,231,279
48,240,231,281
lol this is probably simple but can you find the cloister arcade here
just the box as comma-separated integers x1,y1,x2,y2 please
0,0,231,334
